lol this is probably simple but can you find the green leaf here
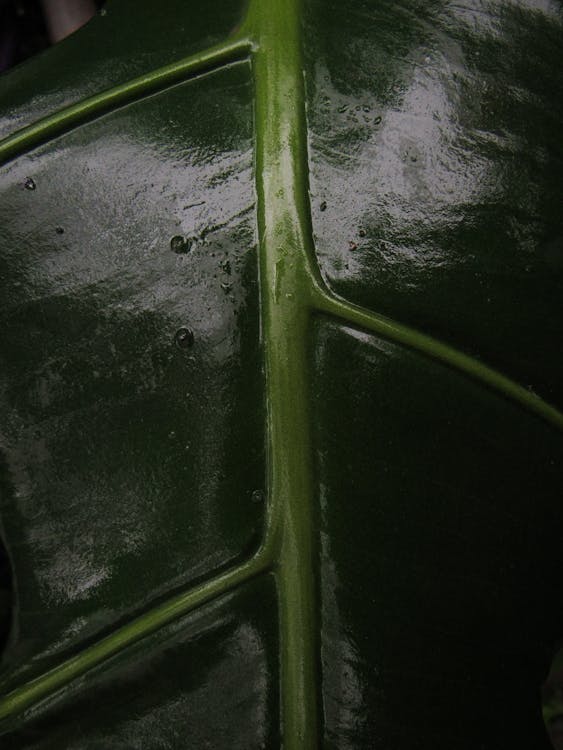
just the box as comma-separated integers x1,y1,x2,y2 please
0,0,562,747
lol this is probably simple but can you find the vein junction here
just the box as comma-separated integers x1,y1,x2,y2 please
0,0,561,741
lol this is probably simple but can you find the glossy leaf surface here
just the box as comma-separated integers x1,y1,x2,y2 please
0,0,562,748
0,59,263,692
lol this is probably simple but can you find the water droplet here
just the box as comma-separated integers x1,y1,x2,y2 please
174,327,194,349
100,7,107,15
24,177,36,191
251,489,265,504
338,104,349,113
320,201,327,212
168,430,176,439
373,115,382,126
358,228,367,238
170,235,191,254
55,226,64,235
286,293,294,299
362,104,371,112
221,281,232,294
348,241,358,251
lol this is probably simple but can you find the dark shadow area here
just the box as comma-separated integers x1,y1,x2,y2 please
0,0,105,74
0,0,48,72
543,646,563,750
0,454,14,659
0,541,11,656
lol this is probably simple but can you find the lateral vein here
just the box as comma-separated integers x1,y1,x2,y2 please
0,37,251,166
313,286,563,431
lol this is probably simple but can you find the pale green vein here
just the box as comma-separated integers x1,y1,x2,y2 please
0,0,321,732
0,547,273,722
0,36,251,166
312,287,563,432
244,0,320,746
2,0,558,743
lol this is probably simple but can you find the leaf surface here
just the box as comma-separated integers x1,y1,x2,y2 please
0,0,562,748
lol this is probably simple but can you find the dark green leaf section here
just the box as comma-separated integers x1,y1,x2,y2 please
0,62,264,691
306,0,563,409
0,0,562,746
0,542,10,657
0,576,279,749
312,317,563,749
0,0,246,141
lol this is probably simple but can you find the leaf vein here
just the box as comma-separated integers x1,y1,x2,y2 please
0,37,252,167
312,287,563,431
0,548,273,723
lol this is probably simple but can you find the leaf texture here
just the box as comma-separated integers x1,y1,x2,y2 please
0,0,562,747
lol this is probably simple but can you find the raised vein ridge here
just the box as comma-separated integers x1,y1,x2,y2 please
1,0,561,743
